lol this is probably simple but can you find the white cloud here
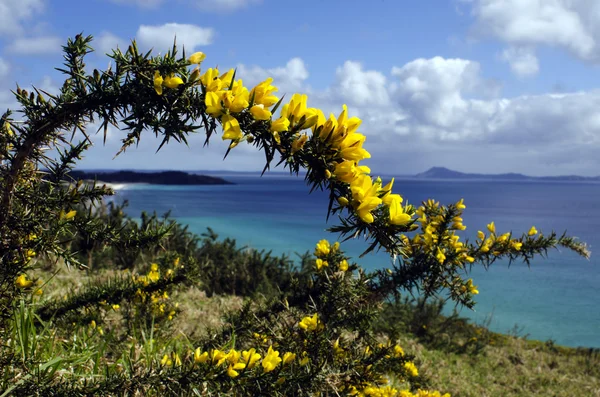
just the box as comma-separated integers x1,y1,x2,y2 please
136,23,214,53
500,47,540,77
7,36,62,55
73,54,600,176
390,57,494,132
324,56,600,175
0,0,44,36
95,31,128,55
236,58,310,94
467,0,600,62
330,61,390,107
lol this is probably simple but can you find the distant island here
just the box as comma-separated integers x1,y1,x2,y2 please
414,167,600,182
68,170,233,185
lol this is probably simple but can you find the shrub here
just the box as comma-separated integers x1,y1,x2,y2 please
0,35,588,396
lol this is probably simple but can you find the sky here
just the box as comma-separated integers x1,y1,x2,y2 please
2,0,600,176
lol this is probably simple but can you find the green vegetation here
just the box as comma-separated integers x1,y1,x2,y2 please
20,247,600,396
0,35,593,396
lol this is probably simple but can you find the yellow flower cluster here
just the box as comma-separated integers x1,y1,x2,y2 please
134,263,178,319
403,361,419,377
59,209,77,221
352,386,451,397
298,313,320,332
411,199,474,267
313,239,349,272
89,319,104,336
165,345,295,377
15,274,43,295
464,278,479,295
476,222,536,255
161,352,182,367
153,71,184,95
309,106,411,225
151,51,414,227
348,356,447,397
15,274,33,289
135,261,178,287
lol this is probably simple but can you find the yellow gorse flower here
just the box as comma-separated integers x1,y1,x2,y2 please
282,352,296,366
15,274,33,289
299,352,310,366
200,68,220,91
435,248,446,264
173,353,182,366
221,114,243,141
249,104,272,120
291,134,309,154
211,349,228,366
497,233,510,243
466,278,479,295
188,51,206,64
528,226,538,236
270,117,290,133
153,72,184,94
404,361,419,377
315,258,328,271
59,209,77,221
338,259,349,272
227,364,244,378
153,71,163,95
298,313,319,332
224,80,250,112
386,194,411,225
333,338,344,356
242,348,261,369
160,354,172,366
250,77,279,107
205,91,223,116
333,161,371,184
350,175,382,224
314,239,330,257
194,348,209,364
393,344,404,357
163,74,184,89
280,93,319,129
262,345,282,373
511,240,523,251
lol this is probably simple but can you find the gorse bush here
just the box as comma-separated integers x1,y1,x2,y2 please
0,35,590,396
372,297,498,355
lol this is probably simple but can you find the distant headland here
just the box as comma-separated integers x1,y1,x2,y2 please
68,170,233,185
414,167,600,182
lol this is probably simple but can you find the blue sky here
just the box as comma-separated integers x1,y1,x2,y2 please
2,0,600,176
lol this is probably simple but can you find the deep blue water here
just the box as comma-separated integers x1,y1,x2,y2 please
112,174,600,348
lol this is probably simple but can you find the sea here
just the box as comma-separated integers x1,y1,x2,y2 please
110,173,600,348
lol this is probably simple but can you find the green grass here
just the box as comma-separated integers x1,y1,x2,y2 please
400,333,600,396
28,263,600,397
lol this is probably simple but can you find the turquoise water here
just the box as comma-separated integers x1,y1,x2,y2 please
112,174,600,348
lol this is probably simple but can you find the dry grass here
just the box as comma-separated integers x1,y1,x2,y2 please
170,286,243,339
398,334,600,396
34,266,600,396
